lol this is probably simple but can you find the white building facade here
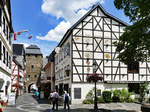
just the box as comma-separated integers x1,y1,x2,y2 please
55,4,150,104
0,0,13,99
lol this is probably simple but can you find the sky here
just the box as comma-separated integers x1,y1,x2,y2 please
11,0,130,57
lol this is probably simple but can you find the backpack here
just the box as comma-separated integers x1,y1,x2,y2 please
65,94,69,102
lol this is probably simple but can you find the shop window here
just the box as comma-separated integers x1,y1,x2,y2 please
74,88,81,99
128,62,139,73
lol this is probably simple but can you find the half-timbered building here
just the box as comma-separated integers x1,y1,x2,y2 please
0,0,13,99
54,4,150,104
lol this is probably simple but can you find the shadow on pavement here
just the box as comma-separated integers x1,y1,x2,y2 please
42,108,99,112
32,94,49,104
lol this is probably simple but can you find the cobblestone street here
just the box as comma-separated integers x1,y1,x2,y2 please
3,93,141,112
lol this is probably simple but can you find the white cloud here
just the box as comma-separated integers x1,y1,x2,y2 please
20,43,30,48
37,21,71,42
37,0,104,42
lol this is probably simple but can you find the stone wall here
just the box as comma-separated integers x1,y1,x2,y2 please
25,54,43,92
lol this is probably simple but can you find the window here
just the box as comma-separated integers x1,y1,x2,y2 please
74,88,81,99
128,83,139,94
31,65,34,68
3,17,5,34
9,32,11,45
0,41,1,60
6,51,8,66
47,77,51,80
128,62,139,73
27,75,30,80
9,56,11,69
3,46,5,63
6,26,8,40
0,8,1,26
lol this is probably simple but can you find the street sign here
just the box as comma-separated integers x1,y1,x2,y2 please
7,93,16,106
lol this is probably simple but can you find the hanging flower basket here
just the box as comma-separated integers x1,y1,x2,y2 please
65,69,70,76
86,73,104,82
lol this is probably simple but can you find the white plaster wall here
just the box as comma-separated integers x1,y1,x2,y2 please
0,71,11,98
71,83,127,104
55,35,72,86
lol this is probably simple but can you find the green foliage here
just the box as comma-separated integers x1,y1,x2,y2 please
113,0,150,64
120,88,135,103
83,99,94,104
102,91,112,103
112,89,121,102
84,87,102,104
97,96,105,103
139,82,149,103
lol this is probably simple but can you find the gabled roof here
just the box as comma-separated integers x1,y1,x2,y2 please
58,3,128,47
13,44,25,56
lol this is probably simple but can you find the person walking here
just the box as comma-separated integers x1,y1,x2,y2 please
48,91,53,104
63,91,70,110
52,90,59,110
35,90,39,98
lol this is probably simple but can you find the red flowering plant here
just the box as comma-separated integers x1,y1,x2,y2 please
86,73,104,82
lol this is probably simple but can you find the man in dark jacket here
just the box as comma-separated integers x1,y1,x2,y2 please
63,91,70,110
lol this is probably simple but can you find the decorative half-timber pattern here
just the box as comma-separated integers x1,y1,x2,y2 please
72,6,150,83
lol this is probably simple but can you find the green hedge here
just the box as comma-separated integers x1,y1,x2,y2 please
102,91,112,103
112,89,121,102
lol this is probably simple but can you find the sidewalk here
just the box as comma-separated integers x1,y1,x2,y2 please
34,97,142,112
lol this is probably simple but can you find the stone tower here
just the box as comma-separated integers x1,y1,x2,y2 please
25,45,43,92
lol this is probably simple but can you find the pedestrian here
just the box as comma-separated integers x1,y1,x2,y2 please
52,90,59,110
48,91,53,104
35,90,39,98
63,91,70,110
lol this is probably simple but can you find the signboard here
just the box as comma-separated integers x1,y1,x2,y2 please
7,93,16,106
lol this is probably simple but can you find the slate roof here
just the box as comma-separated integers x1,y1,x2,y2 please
48,50,55,62
26,45,42,55
13,44,25,55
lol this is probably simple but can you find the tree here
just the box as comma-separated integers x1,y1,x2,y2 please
113,0,150,64
139,82,149,103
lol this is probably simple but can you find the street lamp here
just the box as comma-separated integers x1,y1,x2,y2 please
93,60,98,111
86,60,104,112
